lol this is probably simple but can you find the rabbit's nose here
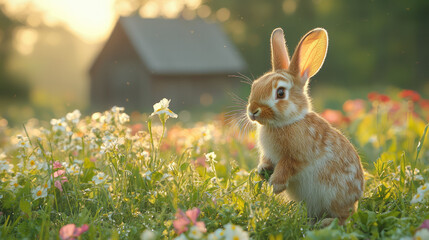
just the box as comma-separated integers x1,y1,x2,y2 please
249,108,261,120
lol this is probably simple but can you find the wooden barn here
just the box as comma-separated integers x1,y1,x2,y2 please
89,16,247,112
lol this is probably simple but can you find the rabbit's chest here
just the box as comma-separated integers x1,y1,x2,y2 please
257,127,295,165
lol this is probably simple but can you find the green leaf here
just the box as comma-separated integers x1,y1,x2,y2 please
19,199,31,218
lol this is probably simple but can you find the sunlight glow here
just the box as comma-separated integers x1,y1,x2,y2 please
4,0,116,43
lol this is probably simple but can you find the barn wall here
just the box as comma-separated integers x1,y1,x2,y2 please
89,23,151,112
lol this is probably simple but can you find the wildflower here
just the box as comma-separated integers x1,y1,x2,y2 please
28,156,38,170
55,180,63,192
0,159,13,173
411,193,425,204
51,118,68,132
143,170,152,180
9,178,23,191
17,135,30,149
173,209,190,235
91,112,102,121
368,92,390,103
140,229,156,240
119,113,130,124
320,109,347,126
92,172,107,185
188,226,203,239
53,161,63,169
173,235,189,240
173,208,206,235
53,170,66,178
111,106,124,113
205,152,217,163
399,89,420,102
418,220,429,230
32,186,48,200
415,228,429,240
224,223,249,240
59,223,89,240
66,109,81,124
214,228,226,238
150,98,178,121
419,99,429,110
417,183,429,194
67,164,80,175
43,181,51,189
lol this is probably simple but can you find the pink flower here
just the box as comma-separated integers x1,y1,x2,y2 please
320,109,346,126
173,208,206,235
193,157,208,168
61,176,68,183
90,157,97,162
53,170,66,178
173,209,190,235
53,161,63,169
186,208,200,224
55,180,63,192
59,223,89,240
419,220,429,230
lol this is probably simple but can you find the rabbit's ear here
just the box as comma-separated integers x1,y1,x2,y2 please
290,28,328,84
271,28,290,71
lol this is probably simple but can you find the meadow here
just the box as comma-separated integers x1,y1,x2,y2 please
1,90,429,240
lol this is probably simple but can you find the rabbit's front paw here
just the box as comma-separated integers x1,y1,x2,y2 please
257,165,274,180
269,176,288,194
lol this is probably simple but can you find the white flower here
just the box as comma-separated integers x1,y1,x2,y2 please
9,178,23,191
411,192,425,204
173,234,189,240
119,113,130,124
51,118,68,132
188,226,203,239
42,181,51,189
143,170,152,180
92,172,108,185
37,161,48,171
92,112,102,121
66,109,81,124
415,229,429,240
207,233,218,240
417,183,429,194
17,136,30,149
140,229,156,240
111,106,124,113
205,152,217,163
214,228,226,239
28,156,38,170
0,159,13,172
224,223,249,240
68,164,81,175
150,98,178,119
32,186,48,200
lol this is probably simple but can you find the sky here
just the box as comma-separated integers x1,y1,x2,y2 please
2,0,204,43
2,0,117,43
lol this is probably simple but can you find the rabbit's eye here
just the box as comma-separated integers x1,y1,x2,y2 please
276,87,286,99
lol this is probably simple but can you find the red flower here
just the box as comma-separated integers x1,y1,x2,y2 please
367,92,390,103
419,99,429,110
399,89,420,102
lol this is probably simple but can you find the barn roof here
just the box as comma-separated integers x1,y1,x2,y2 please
116,16,247,75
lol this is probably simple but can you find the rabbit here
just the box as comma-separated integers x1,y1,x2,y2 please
247,27,364,225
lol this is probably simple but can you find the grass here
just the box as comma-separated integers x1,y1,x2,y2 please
0,91,429,240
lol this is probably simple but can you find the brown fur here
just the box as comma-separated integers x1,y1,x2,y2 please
247,27,364,225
